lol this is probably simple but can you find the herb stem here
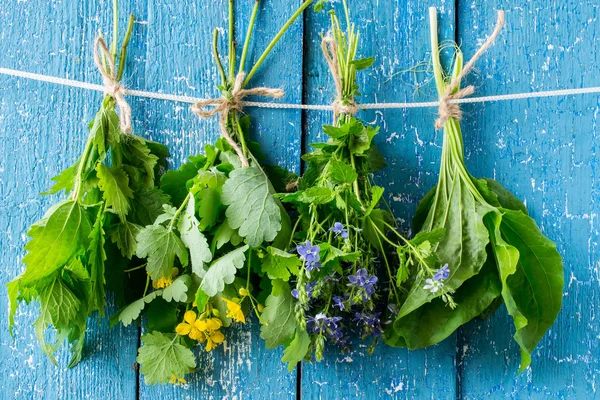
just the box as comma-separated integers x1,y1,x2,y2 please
116,14,135,82
213,29,228,87
228,0,236,81
243,0,313,87
124,264,147,273
111,0,119,60
238,0,260,75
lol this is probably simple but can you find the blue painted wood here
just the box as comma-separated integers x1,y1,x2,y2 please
137,0,302,398
456,2,600,398
0,1,146,399
300,2,459,399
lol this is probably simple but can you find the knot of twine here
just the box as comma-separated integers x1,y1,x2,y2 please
192,72,284,168
321,35,359,122
435,10,505,129
93,37,132,133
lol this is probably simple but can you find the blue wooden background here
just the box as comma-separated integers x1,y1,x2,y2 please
0,0,597,399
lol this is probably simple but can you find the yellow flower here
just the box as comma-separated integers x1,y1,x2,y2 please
152,276,173,289
175,310,206,340
206,317,223,331
205,330,225,352
222,297,246,324
169,374,187,385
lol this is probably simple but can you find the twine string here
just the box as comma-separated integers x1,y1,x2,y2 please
434,10,505,129
92,37,133,133
191,72,284,168
321,35,359,122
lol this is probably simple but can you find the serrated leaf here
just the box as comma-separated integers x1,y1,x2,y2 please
112,291,162,327
261,247,301,282
282,328,310,372
177,196,212,277
130,187,171,226
328,159,358,185
136,225,189,280
137,332,196,385
44,162,79,195
260,281,297,349
111,221,142,259
122,137,159,186
222,167,282,247
199,245,249,297
88,208,107,313
299,186,335,205
162,275,192,303
96,164,134,218
21,200,92,286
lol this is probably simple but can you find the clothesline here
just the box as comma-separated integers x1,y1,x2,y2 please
1,66,600,111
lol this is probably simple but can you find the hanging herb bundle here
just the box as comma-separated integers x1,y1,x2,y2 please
112,0,313,385
385,8,564,373
7,9,169,367
259,1,443,369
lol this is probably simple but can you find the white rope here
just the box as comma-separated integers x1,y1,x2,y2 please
2,66,600,111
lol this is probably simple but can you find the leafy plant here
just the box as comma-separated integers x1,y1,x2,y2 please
384,8,564,373
7,9,169,367
260,1,440,369
116,0,314,385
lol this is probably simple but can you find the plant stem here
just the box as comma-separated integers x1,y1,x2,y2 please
213,29,228,86
111,0,119,59
243,0,313,87
238,0,260,75
116,14,135,82
228,0,236,81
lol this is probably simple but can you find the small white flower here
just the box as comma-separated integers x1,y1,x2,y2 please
423,278,443,293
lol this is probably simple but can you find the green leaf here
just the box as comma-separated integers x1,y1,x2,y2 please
212,219,243,250
386,256,501,349
322,124,348,139
96,164,134,218
160,162,199,206
494,209,563,373
146,298,179,332
364,186,384,217
137,332,196,385
177,196,212,277
260,281,297,348
21,200,92,286
88,208,107,313
44,162,78,195
196,188,222,230
194,288,210,312
111,221,142,259
261,247,301,282
112,291,162,327
162,275,193,303
130,187,171,226
221,167,282,247
350,57,375,70
122,137,159,187
136,225,189,280
281,328,310,372
328,159,358,185
199,245,249,297
299,186,335,205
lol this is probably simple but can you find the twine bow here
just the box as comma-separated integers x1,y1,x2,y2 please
93,37,132,133
321,35,359,122
192,72,284,168
435,10,505,129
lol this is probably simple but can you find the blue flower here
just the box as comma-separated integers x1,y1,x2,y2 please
354,312,383,337
297,240,321,264
332,295,346,311
347,268,379,301
329,222,349,239
291,281,317,300
434,263,450,281
291,288,299,299
306,260,322,272
307,313,344,341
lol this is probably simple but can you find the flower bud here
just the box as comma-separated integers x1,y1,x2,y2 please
238,288,249,297
257,304,265,312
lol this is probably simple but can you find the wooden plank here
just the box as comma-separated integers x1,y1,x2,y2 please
137,0,303,398
456,2,600,398
301,2,458,398
0,1,145,399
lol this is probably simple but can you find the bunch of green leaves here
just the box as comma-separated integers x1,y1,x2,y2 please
7,13,169,367
385,8,564,373
114,0,313,385
260,3,441,369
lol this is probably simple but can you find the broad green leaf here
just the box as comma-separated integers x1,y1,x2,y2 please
130,187,171,226
194,288,210,312
350,57,375,70
477,178,528,215
260,281,297,349
386,257,501,349
222,167,282,247
399,176,491,318
122,137,159,186
136,225,189,280
212,219,243,250
96,164,134,218
160,162,199,206
146,299,179,333
364,186,384,217
21,200,92,286
88,208,107,313
162,275,192,303
177,196,212,277
281,328,310,372
299,186,335,205
197,188,222,230
112,291,162,327
496,209,563,373
328,159,358,184
137,332,196,385
44,162,78,195
261,247,301,282
199,245,249,297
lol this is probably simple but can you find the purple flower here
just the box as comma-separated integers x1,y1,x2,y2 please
348,268,379,301
291,281,317,300
354,312,383,337
306,261,322,272
434,263,450,281
291,289,299,299
332,295,346,311
329,222,349,239
297,240,321,264
307,313,344,341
